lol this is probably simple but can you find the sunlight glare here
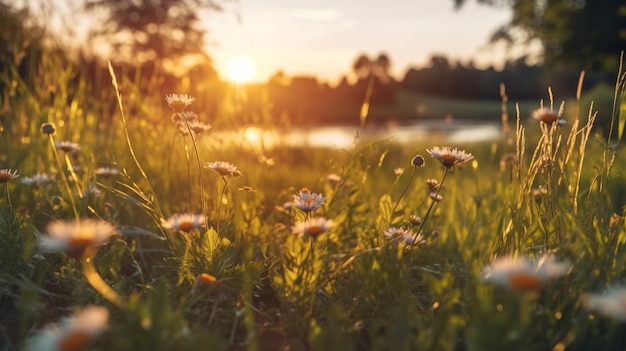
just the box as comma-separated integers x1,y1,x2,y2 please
243,126,263,147
226,55,256,83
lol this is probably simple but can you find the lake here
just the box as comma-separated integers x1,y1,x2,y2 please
209,120,502,149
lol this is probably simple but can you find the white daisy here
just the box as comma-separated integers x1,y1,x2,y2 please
161,213,206,232
427,146,474,169
481,255,570,291
165,93,196,111
292,188,326,213
583,287,626,321
291,217,335,239
205,161,241,177
21,172,53,187
25,305,109,351
383,227,424,245
38,219,118,256
55,141,81,153
0,169,20,183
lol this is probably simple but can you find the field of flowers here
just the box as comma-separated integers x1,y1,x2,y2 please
1,58,626,351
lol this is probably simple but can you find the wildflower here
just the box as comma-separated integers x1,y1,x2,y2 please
326,173,342,183
500,153,517,172
383,227,425,245
205,161,242,177
429,192,443,202
531,108,561,125
582,287,626,321
532,186,547,197
426,178,439,190
165,94,196,111
292,217,335,239
481,255,570,292
195,273,218,289
394,168,405,176
409,214,422,226
292,188,326,213
25,305,109,351
38,219,118,256
94,167,119,179
411,155,425,167
161,213,206,232
279,201,294,212
256,153,275,167
0,169,19,183
427,146,474,169
40,122,56,135
431,230,440,240
382,227,407,240
172,111,198,122
84,182,102,197
50,196,63,208
177,120,212,136
55,141,81,153
21,172,53,187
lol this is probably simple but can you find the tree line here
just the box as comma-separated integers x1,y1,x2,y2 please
263,52,613,125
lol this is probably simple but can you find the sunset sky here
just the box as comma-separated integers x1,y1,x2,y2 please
207,1,514,84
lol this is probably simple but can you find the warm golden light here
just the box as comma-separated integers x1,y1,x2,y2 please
225,55,256,83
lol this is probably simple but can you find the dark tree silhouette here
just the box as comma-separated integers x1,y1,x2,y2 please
352,54,372,79
84,0,230,75
351,52,392,81
454,0,626,75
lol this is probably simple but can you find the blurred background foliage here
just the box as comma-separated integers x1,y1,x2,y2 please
1,0,622,127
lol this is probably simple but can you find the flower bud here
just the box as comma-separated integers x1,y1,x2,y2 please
411,155,425,167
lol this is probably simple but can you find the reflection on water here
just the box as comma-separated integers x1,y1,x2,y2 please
214,120,502,149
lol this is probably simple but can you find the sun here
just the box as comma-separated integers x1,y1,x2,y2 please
225,55,256,83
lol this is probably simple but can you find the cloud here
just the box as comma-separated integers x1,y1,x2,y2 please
292,8,341,21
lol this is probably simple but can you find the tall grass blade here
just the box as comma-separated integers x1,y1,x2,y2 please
107,61,164,226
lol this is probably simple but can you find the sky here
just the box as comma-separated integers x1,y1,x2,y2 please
205,0,514,84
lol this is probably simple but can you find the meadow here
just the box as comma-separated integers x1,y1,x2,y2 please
1,55,626,351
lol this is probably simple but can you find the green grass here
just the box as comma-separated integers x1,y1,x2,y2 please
1,57,626,351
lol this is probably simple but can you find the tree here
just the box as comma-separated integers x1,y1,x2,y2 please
352,54,372,79
84,0,229,76
351,52,392,81
454,0,626,75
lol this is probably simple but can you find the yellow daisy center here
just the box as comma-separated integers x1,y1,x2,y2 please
59,330,91,351
439,154,459,166
538,112,559,123
178,221,195,232
307,225,324,237
68,237,95,251
509,273,544,291
169,101,187,111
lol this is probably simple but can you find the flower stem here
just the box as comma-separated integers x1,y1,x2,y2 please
4,183,12,208
182,120,207,227
48,135,79,219
390,166,416,226
64,153,83,198
412,167,449,247
81,246,125,308
183,139,193,211
216,177,230,234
